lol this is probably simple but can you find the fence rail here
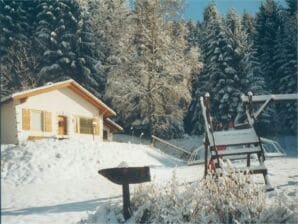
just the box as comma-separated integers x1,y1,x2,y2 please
151,135,191,160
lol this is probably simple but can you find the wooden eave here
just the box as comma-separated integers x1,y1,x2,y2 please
9,79,116,117
104,118,123,133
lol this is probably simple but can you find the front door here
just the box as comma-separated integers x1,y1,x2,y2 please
58,116,67,135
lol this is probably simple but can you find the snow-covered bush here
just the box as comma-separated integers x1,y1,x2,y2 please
130,171,266,223
82,170,297,223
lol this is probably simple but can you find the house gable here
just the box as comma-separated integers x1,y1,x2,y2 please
9,79,116,117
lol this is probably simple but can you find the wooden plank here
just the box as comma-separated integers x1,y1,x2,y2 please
22,109,30,130
200,96,214,146
216,164,267,174
44,111,52,132
152,135,191,155
94,119,99,135
13,82,71,100
211,147,261,157
104,118,123,132
241,94,298,103
28,136,46,141
213,128,259,146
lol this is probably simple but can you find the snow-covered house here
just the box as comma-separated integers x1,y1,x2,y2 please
0,79,123,144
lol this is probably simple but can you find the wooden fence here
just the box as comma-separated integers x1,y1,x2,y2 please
151,135,191,160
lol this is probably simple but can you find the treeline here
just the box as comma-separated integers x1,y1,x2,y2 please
185,0,297,136
0,0,297,138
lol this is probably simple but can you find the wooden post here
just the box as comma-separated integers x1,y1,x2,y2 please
98,167,150,220
122,183,131,220
247,154,251,167
204,137,208,177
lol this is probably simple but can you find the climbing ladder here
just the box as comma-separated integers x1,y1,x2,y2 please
200,93,274,191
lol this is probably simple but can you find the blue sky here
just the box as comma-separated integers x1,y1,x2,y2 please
183,0,287,21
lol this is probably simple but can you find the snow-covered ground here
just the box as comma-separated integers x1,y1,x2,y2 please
1,138,297,223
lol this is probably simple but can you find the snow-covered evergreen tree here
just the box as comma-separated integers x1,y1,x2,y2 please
34,0,102,96
198,4,235,127
0,0,40,96
75,11,103,97
185,20,201,49
184,20,205,134
273,0,297,134
242,12,255,42
186,5,272,134
0,0,37,60
254,0,282,92
105,0,200,138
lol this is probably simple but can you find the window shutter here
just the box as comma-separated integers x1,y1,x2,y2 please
75,117,79,133
44,112,52,132
94,119,100,135
22,109,30,130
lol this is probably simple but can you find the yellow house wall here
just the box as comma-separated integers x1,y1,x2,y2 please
14,88,103,143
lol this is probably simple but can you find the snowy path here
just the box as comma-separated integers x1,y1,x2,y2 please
1,140,297,224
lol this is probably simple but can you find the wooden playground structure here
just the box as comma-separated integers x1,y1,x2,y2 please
200,92,298,191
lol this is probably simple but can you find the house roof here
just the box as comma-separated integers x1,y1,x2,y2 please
104,118,123,133
1,79,116,117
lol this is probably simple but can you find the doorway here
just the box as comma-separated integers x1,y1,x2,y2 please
58,116,67,135
103,130,108,140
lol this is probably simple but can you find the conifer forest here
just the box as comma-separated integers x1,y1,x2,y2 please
1,0,297,139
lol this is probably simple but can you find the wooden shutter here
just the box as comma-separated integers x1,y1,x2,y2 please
44,111,52,132
22,109,30,130
94,119,99,135
75,116,80,133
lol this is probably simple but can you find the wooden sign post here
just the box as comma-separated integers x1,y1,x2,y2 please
98,166,151,220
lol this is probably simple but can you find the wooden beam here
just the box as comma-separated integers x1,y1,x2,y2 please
13,82,71,100
152,135,191,155
104,118,123,132
241,94,298,103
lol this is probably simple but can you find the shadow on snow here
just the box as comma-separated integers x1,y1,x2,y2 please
2,195,121,216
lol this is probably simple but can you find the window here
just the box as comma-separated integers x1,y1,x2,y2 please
79,118,94,134
22,109,52,132
30,110,43,131
77,117,99,135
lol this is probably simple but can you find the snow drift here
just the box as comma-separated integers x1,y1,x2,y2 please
1,138,298,224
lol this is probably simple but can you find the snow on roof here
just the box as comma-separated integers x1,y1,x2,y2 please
1,79,116,117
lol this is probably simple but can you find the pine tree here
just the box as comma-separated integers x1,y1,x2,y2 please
186,5,271,134
254,0,282,92
242,12,255,42
226,9,274,135
75,11,103,97
184,20,204,134
35,0,102,96
0,0,40,96
200,4,236,127
185,20,201,48
274,0,298,134
0,0,37,59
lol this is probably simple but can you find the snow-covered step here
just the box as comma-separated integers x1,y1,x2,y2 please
212,128,259,146
216,164,267,175
211,147,262,158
